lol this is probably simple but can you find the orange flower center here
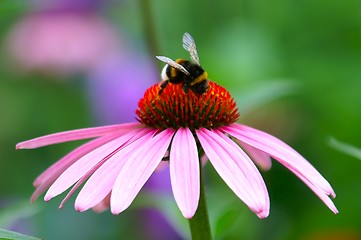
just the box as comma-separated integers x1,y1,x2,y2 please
136,82,240,130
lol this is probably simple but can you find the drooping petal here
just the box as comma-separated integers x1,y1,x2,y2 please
33,133,121,188
58,125,149,208
290,169,338,213
111,129,175,215
238,141,272,171
59,157,108,209
92,193,111,213
224,124,335,195
222,123,337,211
170,128,199,219
60,129,155,209
75,130,156,212
30,134,120,202
196,128,269,218
16,122,141,149
44,128,142,201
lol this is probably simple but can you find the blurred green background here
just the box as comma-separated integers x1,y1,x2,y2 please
1,0,361,239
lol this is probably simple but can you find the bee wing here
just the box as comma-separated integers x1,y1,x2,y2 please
182,32,200,66
156,56,190,76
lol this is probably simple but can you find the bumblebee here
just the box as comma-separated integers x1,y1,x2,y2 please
157,33,209,95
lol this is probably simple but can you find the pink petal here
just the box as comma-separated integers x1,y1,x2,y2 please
196,128,269,218
222,123,337,210
238,141,272,171
75,130,156,212
110,129,175,215
170,128,199,219
30,133,122,202
291,169,338,213
59,161,105,209
92,193,111,213
16,122,141,149
44,128,142,201
34,133,121,187
61,129,155,209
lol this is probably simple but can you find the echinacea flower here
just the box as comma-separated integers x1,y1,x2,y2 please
16,80,338,219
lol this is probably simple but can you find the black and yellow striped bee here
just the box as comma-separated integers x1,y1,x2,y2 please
157,33,209,95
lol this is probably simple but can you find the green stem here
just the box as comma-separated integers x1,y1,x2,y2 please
188,159,212,240
139,0,160,67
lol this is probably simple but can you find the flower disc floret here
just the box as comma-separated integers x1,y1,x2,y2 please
136,82,240,130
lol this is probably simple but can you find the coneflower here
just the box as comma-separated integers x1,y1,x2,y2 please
17,33,338,222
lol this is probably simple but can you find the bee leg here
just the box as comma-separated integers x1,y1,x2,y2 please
159,80,169,95
182,84,189,93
